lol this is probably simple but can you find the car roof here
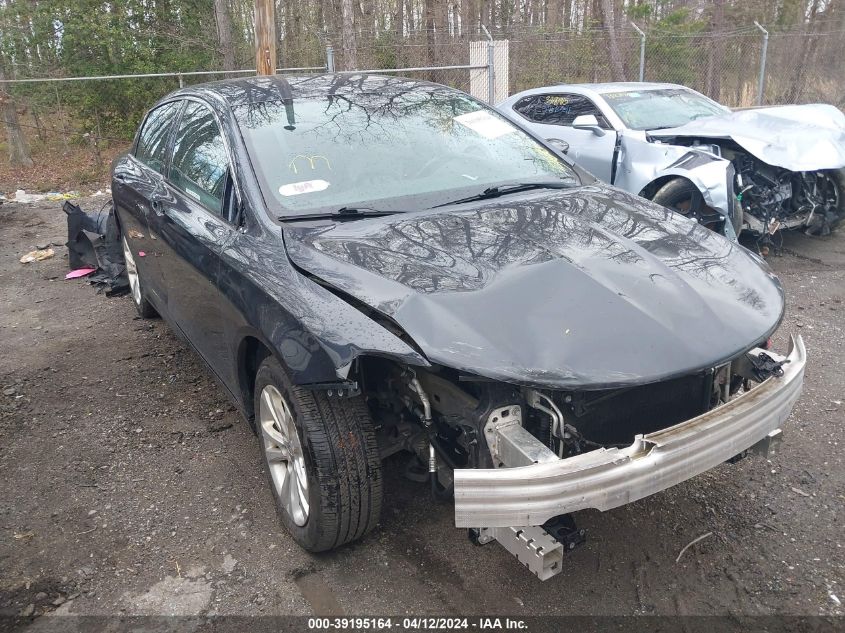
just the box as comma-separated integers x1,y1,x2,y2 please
163,73,450,108
556,82,683,93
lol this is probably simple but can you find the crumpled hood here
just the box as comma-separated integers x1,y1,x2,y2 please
649,104,845,172
283,185,784,389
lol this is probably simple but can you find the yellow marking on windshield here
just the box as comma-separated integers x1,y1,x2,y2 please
288,154,332,175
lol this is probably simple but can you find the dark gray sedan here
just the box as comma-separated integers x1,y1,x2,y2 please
112,75,804,580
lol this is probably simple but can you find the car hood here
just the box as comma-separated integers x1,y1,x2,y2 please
282,185,784,389
648,104,845,172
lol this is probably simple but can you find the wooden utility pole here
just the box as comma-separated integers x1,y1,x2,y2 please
255,0,276,75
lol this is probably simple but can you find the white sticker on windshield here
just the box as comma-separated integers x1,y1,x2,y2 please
279,179,330,196
454,110,515,139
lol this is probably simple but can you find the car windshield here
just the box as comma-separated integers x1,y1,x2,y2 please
602,88,728,131
233,84,579,217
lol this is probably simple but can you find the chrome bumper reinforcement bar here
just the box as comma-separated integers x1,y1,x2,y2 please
454,335,806,529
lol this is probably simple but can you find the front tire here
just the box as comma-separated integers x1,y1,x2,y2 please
254,356,382,552
823,168,845,230
651,178,742,236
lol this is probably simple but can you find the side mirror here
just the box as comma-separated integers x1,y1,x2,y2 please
546,138,570,154
572,114,606,137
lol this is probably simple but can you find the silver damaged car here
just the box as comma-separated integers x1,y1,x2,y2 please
498,82,845,242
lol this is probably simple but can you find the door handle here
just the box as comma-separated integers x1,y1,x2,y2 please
150,197,164,216
113,173,128,182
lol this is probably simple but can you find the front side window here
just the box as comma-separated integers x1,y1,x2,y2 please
169,102,229,213
602,88,728,131
234,81,579,217
135,101,181,173
514,93,610,128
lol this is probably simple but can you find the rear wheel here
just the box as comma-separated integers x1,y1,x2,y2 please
121,236,157,318
254,356,382,552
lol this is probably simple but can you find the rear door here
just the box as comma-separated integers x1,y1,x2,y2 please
112,100,183,308
511,93,617,182
147,99,239,378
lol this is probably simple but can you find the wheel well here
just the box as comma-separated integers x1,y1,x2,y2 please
238,335,272,426
639,175,688,200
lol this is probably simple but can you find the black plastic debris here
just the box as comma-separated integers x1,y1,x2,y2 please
64,200,129,296
746,351,789,382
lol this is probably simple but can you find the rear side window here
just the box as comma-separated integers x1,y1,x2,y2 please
135,102,181,173
513,93,610,128
169,102,230,214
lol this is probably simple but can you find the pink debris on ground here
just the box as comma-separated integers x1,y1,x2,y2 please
65,267,97,280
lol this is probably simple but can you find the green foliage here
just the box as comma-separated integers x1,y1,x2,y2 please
1,0,218,138
645,8,708,85
371,32,399,69
627,3,652,21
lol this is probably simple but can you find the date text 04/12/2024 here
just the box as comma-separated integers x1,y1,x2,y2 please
307,618,528,630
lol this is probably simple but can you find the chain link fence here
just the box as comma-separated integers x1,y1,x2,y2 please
492,24,845,108
2,22,843,189
338,24,844,108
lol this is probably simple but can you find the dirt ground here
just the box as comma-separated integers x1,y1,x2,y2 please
1,195,843,622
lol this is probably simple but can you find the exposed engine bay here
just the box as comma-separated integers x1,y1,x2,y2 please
667,137,844,244
358,342,783,494
723,144,841,238
336,340,796,580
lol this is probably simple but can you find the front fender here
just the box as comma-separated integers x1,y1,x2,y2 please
219,231,429,392
615,135,733,219
656,153,733,219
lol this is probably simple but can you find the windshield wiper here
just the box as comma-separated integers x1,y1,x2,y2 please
278,206,400,222
433,181,576,208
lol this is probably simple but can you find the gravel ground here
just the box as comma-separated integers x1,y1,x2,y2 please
1,196,843,621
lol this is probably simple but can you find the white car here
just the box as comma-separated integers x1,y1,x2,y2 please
498,82,845,240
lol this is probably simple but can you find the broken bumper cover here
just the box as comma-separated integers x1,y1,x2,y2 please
454,335,806,528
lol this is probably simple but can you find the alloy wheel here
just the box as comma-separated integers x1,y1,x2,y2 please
259,385,309,526
121,236,142,306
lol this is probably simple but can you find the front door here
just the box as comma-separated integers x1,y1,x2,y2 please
511,93,617,183
147,100,237,379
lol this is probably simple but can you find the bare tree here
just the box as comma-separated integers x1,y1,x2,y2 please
704,0,725,100
214,0,237,74
786,0,823,103
425,0,435,68
341,0,358,69
599,0,625,81
0,65,33,168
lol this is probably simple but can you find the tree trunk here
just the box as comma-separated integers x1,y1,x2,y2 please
546,0,559,29
704,0,725,100
424,0,435,76
462,0,476,35
214,0,237,74
786,0,822,103
599,0,625,81
395,0,404,39
340,0,358,69
0,66,33,168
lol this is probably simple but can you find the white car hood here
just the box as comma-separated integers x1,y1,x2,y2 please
648,104,845,172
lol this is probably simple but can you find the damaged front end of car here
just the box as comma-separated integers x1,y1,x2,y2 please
645,104,845,243
340,334,804,580
279,187,804,580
